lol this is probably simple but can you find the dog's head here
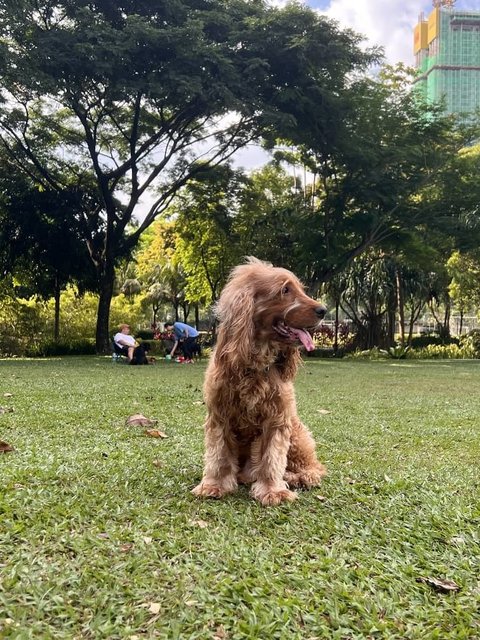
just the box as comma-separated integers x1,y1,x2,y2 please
214,258,326,365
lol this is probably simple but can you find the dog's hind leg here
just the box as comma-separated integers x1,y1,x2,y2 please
192,417,239,499
284,421,327,488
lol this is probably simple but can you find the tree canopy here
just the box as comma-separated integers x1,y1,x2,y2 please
0,0,377,351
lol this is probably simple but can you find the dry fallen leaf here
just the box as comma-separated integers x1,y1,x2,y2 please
145,429,168,438
143,536,153,545
416,576,460,593
126,414,158,427
317,408,331,415
189,519,209,528
0,441,14,453
0,406,14,414
3,393,13,398
152,459,162,467
119,543,134,553
148,602,161,615
193,400,204,406
316,495,327,502
213,625,228,639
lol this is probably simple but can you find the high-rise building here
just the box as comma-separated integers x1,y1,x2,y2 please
413,1,480,119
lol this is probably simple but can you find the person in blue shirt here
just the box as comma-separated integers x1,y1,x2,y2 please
164,321,200,363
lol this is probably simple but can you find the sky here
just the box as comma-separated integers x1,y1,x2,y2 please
232,0,479,169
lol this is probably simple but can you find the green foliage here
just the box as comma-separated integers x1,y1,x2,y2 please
460,329,480,358
381,344,411,359
410,335,460,349
409,343,473,360
25,339,96,357
0,0,376,351
0,287,147,356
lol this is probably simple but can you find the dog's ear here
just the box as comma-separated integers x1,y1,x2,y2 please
214,285,255,370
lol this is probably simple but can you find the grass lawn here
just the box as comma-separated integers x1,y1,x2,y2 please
1,356,479,639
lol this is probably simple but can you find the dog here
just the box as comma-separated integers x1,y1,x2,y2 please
192,257,327,506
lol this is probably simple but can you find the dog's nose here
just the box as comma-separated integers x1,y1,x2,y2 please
315,305,327,319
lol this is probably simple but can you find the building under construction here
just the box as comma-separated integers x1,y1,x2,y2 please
413,0,480,119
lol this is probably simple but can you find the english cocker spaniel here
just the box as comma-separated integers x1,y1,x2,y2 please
192,258,327,506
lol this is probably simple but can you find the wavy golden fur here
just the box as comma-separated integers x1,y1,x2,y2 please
192,258,327,506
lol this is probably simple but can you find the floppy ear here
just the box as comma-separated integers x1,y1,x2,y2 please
214,285,255,370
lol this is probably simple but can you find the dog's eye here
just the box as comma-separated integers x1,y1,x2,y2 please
281,286,289,295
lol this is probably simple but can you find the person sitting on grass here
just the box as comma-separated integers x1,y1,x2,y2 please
163,321,199,364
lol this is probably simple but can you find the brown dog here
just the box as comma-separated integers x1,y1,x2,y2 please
192,258,327,506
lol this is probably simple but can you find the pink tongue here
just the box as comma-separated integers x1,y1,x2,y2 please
290,328,315,351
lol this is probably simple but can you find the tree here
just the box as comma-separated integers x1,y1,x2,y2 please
272,65,480,286
0,0,375,351
0,161,97,340
171,164,246,306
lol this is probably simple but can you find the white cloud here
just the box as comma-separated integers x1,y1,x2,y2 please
322,0,424,65
268,1,480,66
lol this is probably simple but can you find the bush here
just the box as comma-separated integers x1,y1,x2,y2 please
409,343,472,360
462,329,480,358
409,335,459,349
136,330,155,340
25,339,96,357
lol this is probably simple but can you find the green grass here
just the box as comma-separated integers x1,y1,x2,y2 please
1,357,479,639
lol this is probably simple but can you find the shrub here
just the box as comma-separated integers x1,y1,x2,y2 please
409,343,472,360
462,329,480,358
25,339,96,357
381,344,411,359
409,335,459,349
136,330,155,340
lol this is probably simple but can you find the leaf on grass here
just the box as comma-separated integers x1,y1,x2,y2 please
416,576,460,592
189,519,209,529
97,532,109,539
152,459,162,467
119,543,134,553
193,400,204,406
316,495,327,502
143,536,153,545
148,602,161,615
0,406,14,414
0,441,14,453
184,599,197,607
213,626,228,639
145,429,168,439
126,414,157,427
3,393,13,398
345,477,357,484
384,474,393,483
317,408,331,415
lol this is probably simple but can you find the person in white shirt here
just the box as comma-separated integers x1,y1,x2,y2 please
113,324,137,362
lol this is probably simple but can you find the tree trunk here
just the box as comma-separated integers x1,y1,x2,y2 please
396,269,405,345
333,300,339,354
195,304,200,329
95,260,115,354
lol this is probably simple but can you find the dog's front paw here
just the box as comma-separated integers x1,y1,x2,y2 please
250,481,297,506
285,464,327,488
260,489,297,506
192,479,236,499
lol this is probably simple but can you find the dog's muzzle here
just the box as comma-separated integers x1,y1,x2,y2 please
315,305,327,319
